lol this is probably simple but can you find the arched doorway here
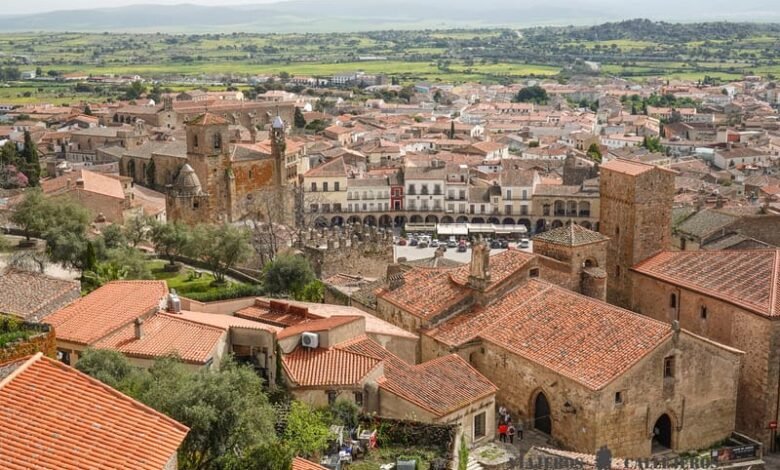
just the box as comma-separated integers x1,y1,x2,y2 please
652,414,673,450
314,217,329,228
502,218,515,225
379,215,393,228
410,215,423,223
425,215,439,224
364,215,377,226
472,217,485,224
331,216,344,227
456,216,469,224
441,216,454,224
518,218,532,231
533,392,552,435
488,217,500,225
535,219,546,233
394,216,407,228
347,216,362,225
551,220,563,229
581,221,592,230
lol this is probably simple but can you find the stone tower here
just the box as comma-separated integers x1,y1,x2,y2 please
532,223,609,301
599,159,675,308
168,112,235,224
271,115,287,187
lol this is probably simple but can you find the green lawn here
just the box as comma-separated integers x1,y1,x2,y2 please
148,260,226,297
348,446,443,470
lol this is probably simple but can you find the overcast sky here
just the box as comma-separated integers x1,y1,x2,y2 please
7,0,282,15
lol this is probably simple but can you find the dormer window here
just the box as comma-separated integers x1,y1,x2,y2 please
213,133,222,150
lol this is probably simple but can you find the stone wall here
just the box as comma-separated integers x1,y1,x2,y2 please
0,323,57,363
631,272,778,447
297,224,394,279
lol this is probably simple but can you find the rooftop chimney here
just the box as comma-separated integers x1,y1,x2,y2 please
386,264,405,291
134,318,144,340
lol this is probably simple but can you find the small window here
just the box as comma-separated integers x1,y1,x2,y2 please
473,412,486,439
700,306,708,319
354,392,363,407
310,204,318,213
615,391,624,404
529,268,540,278
323,182,329,192
615,266,621,277
616,227,620,236
193,135,199,148
213,133,222,150
327,391,337,405
310,182,316,192
664,356,675,379
334,182,340,192
670,293,677,309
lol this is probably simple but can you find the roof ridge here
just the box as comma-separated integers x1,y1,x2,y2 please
0,353,42,391
158,312,229,332
37,355,190,433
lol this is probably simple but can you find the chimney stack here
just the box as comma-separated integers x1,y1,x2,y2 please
386,263,405,291
134,318,144,340
167,290,181,313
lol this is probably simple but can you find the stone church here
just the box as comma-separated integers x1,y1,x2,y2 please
165,112,290,224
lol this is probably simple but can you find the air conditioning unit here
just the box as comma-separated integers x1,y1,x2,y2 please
301,332,319,348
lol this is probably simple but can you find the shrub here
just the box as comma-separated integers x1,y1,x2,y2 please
185,284,265,302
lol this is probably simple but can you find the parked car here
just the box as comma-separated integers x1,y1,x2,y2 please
519,238,530,249
447,238,457,248
499,239,509,249
490,239,502,249
457,240,467,252
409,238,418,246
398,238,407,246
430,239,440,248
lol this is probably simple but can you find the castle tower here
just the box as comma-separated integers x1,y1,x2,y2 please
271,115,287,187
599,159,675,308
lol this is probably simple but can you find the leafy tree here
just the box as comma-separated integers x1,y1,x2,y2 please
294,280,324,303
226,442,294,470
458,435,469,470
642,136,663,153
20,131,40,187
304,119,327,133
101,224,127,249
586,143,602,163
10,189,48,240
284,401,331,459
75,349,150,397
294,107,306,129
512,85,549,105
123,80,147,100
262,255,315,298
330,399,359,430
125,214,152,247
191,223,252,284
0,141,19,167
84,104,93,116
150,221,192,267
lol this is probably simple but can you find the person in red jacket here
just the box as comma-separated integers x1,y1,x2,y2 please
498,422,508,443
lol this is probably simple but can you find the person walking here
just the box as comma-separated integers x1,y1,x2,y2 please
517,419,524,441
498,422,508,443
507,422,516,445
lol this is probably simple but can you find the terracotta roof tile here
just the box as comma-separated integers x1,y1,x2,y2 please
236,299,322,327
282,346,381,387
187,112,229,126
379,354,497,418
378,267,470,321
45,281,168,345
633,249,780,318
427,280,672,390
0,353,188,470
304,156,347,178
173,310,281,333
533,224,609,247
41,169,126,200
293,457,329,470
93,314,226,365
449,248,535,291
601,158,675,176
0,269,80,322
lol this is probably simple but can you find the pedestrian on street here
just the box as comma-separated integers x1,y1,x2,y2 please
498,422,508,443
508,422,516,444
517,420,524,441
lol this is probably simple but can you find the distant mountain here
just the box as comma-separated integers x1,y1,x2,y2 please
1,0,780,33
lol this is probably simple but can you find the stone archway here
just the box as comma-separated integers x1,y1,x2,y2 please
551,220,564,229
471,217,485,224
347,215,362,225
652,414,673,450
379,215,393,228
425,215,439,224
126,159,136,179
314,216,329,228
331,216,344,227
502,218,515,225
364,215,377,227
535,219,546,233
581,221,592,230
488,217,500,225
519,218,532,231
533,391,552,435
394,215,407,228
410,215,423,223
456,216,469,224
441,216,454,224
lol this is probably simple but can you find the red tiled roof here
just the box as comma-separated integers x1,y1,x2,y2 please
379,354,497,418
304,156,347,178
94,314,226,365
427,280,672,390
236,299,322,327
187,112,228,126
41,169,126,200
293,457,329,470
378,267,470,321
282,346,381,387
601,158,675,176
633,249,780,318
277,316,363,340
0,353,188,470
173,310,281,333
45,281,168,345
449,248,535,291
